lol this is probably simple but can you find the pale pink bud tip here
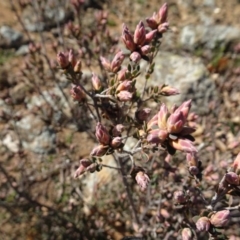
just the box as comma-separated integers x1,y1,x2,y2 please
181,228,192,240
135,171,150,191
232,153,240,173
210,210,230,228
112,124,125,136
170,138,197,153
159,3,168,24
157,103,169,130
70,85,86,102
74,159,92,178
100,56,111,72
95,122,111,145
196,217,211,232
90,145,108,157
130,51,141,63
160,85,180,96
117,91,133,102
111,50,125,73
111,137,122,148
116,80,133,92
57,52,69,69
134,21,146,46
122,24,136,52
92,73,102,91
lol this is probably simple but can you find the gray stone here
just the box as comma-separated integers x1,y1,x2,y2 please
0,26,23,48
15,113,56,154
138,51,218,114
22,6,73,32
15,45,29,56
180,25,240,50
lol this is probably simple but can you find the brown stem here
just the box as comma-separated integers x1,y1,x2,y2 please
113,153,140,225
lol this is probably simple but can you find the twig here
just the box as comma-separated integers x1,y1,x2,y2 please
113,153,140,225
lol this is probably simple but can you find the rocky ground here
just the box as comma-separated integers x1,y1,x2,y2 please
0,0,240,239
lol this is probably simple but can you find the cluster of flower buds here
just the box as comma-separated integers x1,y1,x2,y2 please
196,210,230,232
57,49,82,73
146,3,169,33
70,84,86,102
90,122,125,157
100,50,125,73
122,21,157,63
115,79,136,102
145,100,197,154
74,158,98,178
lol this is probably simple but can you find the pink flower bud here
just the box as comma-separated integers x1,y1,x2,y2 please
167,111,185,134
145,30,157,43
158,103,169,130
111,50,125,73
146,16,158,30
158,3,168,24
136,108,151,122
134,21,146,46
112,124,125,136
186,153,198,167
100,56,111,72
176,99,192,122
147,129,167,144
160,85,180,96
173,190,186,204
90,145,108,157
74,159,92,178
158,22,169,33
225,172,239,185
130,51,141,63
147,113,158,130
92,73,102,91
122,24,136,51
196,217,211,232
181,228,192,240
68,49,77,68
117,91,133,102
87,162,98,173
169,138,197,153
210,210,230,228
57,52,69,69
116,80,133,92
95,122,111,145
111,137,122,148
70,85,86,102
135,171,150,191
117,68,128,81
140,45,151,55
232,153,240,173
73,60,82,73
158,129,168,141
